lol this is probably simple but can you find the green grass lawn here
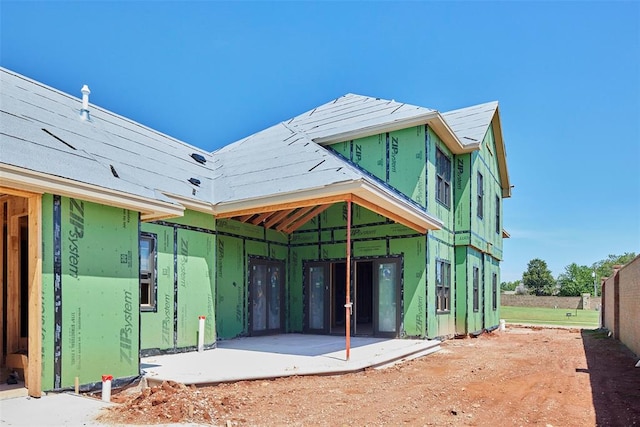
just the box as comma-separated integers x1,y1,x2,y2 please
500,305,600,328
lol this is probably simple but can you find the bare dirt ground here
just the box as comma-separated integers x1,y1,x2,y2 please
98,326,640,426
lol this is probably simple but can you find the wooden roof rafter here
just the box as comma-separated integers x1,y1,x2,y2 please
275,206,318,232
264,209,296,229
282,204,331,234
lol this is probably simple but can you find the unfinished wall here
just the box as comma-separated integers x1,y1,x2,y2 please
603,256,640,357
39,196,139,391
618,257,640,356
140,211,216,354
453,121,503,335
215,218,288,339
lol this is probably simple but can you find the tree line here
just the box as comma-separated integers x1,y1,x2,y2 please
501,253,637,296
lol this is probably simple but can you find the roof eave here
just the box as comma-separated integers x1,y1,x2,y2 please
492,106,512,198
0,163,184,221
313,112,438,146
428,113,480,155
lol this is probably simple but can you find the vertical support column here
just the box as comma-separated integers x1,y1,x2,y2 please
345,198,352,361
27,194,42,397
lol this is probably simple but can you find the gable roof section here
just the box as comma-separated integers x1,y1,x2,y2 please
0,68,219,219
213,121,443,233
285,93,475,155
443,101,511,198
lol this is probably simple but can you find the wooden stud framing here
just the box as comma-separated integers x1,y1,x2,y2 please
6,197,27,355
0,193,42,397
27,194,42,397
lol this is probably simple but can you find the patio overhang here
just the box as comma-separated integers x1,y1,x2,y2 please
213,180,442,234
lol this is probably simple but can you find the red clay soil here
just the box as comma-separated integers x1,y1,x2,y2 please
98,326,640,426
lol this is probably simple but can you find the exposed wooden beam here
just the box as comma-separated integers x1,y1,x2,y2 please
215,194,349,219
27,194,42,397
276,206,316,232
249,211,274,226
263,209,295,229
0,186,41,198
237,214,255,223
283,204,331,234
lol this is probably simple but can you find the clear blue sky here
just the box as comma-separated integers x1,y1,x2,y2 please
2,1,639,282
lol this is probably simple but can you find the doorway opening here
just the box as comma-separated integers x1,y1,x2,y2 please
248,258,285,336
305,257,401,338
0,191,42,397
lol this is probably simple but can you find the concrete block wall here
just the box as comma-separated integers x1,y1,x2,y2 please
500,294,601,310
602,255,640,357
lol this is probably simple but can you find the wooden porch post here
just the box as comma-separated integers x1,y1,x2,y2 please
27,194,42,397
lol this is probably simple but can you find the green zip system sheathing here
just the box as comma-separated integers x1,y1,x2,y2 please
289,200,452,338
40,195,139,391
139,223,174,352
214,218,288,339
140,210,217,354
454,125,503,260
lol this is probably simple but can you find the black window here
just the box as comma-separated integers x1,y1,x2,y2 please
473,266,479,312
436,148,451,208
436,260,451,313
140,233,157,311
477,172,484,219
495,195,500,234
492,273,498,311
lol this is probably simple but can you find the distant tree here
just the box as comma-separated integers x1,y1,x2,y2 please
522,258,555,296
591,252,637,296
557,263,594,296
500,280,519,292
592,253,637,279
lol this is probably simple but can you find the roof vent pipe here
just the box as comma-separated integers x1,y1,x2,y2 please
80,84,91,120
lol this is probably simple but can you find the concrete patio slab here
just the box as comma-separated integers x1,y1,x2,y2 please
142,334,441,386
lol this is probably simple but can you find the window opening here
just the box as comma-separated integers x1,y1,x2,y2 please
495,195,500,234
477,172,484,219
473,267,480,312
140,233,157,311
492,273,498,311
436,148,451,208
436,260,451,313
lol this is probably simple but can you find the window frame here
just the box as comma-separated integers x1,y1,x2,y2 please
477,172,484,219
492,273,498,311
140,232,158,312
436,259,451,313
472,266,480,313
495,195,500,234
435,147,452,208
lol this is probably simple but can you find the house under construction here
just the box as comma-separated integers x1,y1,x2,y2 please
0,67,511,397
